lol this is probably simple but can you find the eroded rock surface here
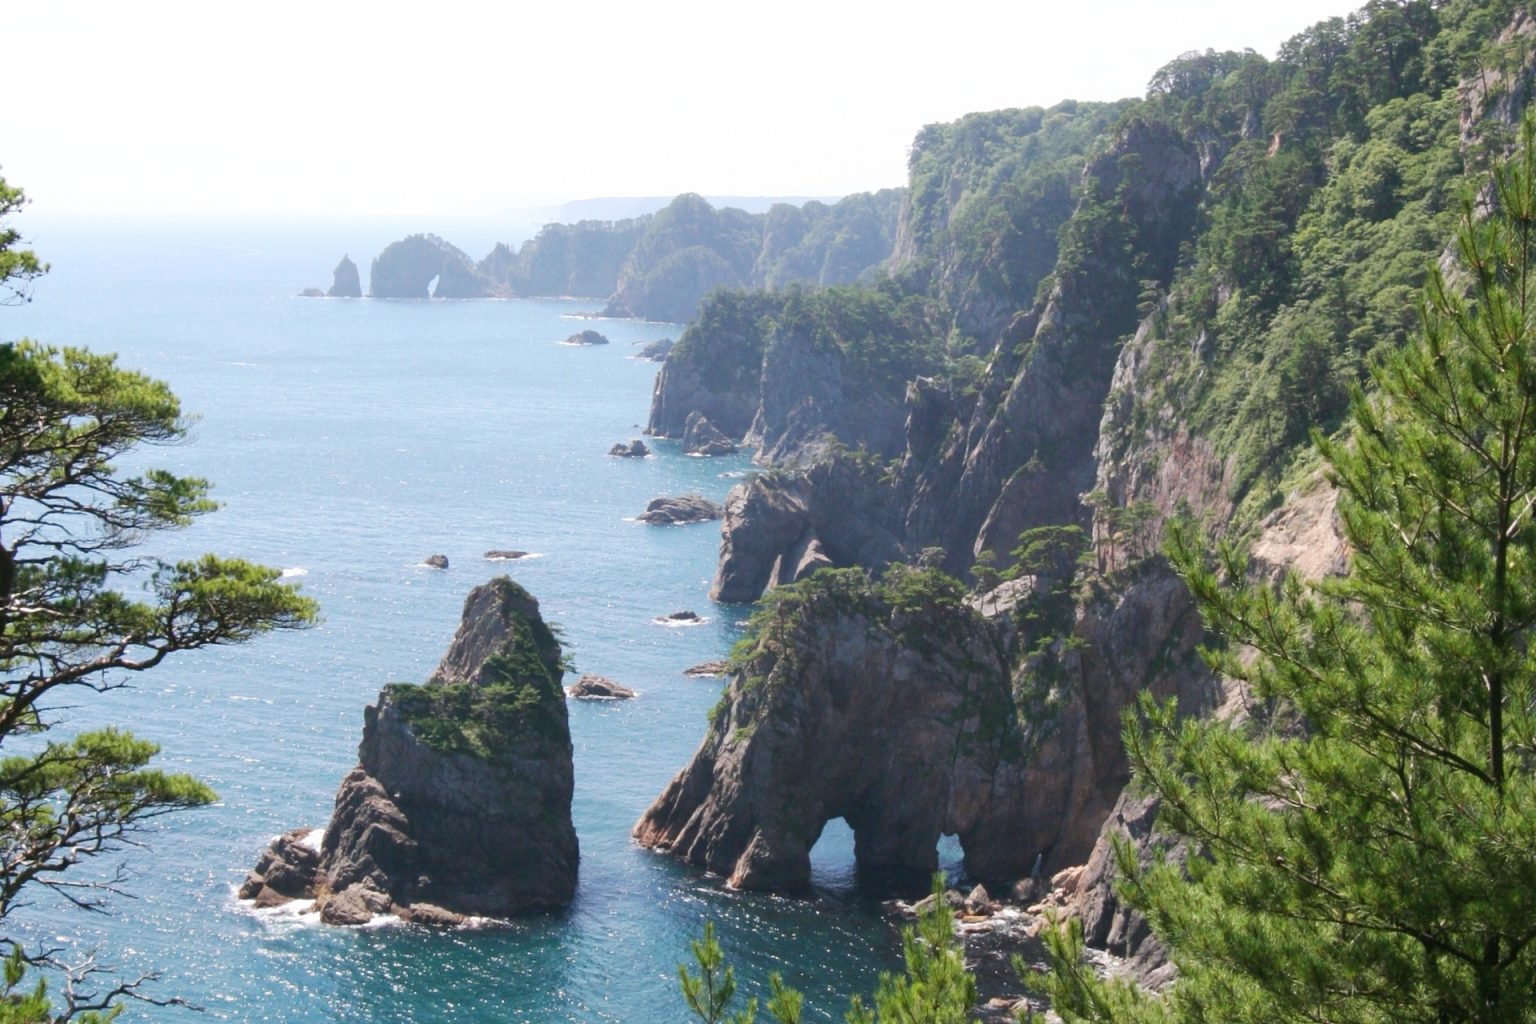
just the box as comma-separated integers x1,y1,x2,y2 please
242,578,578,923
636,568,1038,891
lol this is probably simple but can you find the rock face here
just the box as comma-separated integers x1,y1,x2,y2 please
564,329,610,346
328,255,363,298
369,234,495,299
682,412,738,456
609,439,650,458
241,578,578,923
567,674,636,700
636,494,722,525
636,569,1036,890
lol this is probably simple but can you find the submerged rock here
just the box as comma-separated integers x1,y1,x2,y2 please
609,439,651,458
567,674,637,700
636,494,722,525
328,255,363,298
564,329,610,346
242,578,579,923
682,411,738,456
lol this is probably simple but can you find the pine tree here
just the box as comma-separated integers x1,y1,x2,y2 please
1036,115,1536,1024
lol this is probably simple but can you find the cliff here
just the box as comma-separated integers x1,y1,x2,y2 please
241,578,577,924
638,0,1531,991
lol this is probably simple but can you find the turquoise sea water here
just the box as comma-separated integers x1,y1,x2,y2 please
5,219,905,1022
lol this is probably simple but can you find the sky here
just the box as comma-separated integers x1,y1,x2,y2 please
6,0,1368,222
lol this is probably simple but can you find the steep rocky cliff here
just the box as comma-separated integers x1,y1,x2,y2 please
638,0,1532,993
241,578,577,924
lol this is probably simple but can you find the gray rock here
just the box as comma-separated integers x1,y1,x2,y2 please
637,494,722,525
244,578,579,923
682,412,738,456
564,329,609,346
423,554,449,569
299,287,326,297
328,255,363,298
567,674,637,700
683,660,729,677
609,440,650,458
484,549,529,561
636,570,1031,891
636,337,674,361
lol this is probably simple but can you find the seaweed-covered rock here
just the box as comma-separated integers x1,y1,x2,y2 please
242,578,578,923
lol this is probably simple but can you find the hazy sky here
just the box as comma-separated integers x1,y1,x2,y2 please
7,1,1366,220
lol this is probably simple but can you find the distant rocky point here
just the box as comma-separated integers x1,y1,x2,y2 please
683,660,729,677
371,234,494,299
564,329,610,346
636,494,721,525
241,578,579,924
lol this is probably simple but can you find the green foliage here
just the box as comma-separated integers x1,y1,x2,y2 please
681,877,974,1024
0,177,45,305
680,921,759,1024
1037,112,1536,1024
0,202,317,1020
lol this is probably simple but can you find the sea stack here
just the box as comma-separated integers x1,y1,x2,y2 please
241,577,578,924
327,255,363,298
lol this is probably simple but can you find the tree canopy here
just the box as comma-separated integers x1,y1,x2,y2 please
0,175,318,1021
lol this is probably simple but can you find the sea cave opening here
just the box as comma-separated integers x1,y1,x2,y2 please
808,816,858,894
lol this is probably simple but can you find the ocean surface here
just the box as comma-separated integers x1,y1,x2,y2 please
4,218,917,1022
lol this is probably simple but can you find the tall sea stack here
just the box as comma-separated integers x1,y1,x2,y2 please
327,255,362,297
241,577,578,925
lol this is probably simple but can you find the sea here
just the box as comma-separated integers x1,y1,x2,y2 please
3,216,916,1023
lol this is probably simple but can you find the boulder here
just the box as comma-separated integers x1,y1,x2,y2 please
242,578,579,923
682,411,738,456
484,549,529,561
423,554,449,569
328,255,363,298
609,440,650,458
566,674,637,700
636,494,722,525
564,329,610,346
